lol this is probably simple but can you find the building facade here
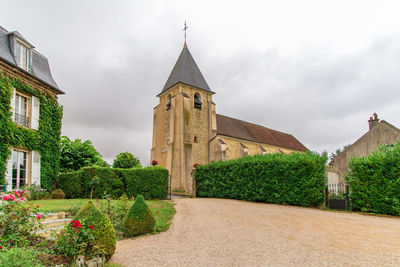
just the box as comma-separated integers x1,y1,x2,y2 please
0,26,64,191
151,43,307,193
328,113,400,184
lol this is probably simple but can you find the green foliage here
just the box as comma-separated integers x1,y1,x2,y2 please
123,195,155,237
54,218,95,259
51,188,66,199
0,72,63,189
0,192,43,248
74,201,116,260
112,151,141,168
346,143,400,215
58,166,168,199
97,194,131,239
0,247,43,267
60,136,106,172
24,184,50,200
122,167,169,199
195,151,327,207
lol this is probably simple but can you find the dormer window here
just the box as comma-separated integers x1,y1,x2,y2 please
15,40,30,71
166,94,171,110
194,93,202,109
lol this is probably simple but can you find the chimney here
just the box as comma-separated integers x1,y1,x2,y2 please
368,113,379,131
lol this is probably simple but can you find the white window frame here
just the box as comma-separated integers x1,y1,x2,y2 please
11,149,29,190
15,40,30,71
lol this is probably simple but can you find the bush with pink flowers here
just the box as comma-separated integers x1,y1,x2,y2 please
0,190,43,247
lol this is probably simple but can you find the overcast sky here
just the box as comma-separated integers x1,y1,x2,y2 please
2,0,400,165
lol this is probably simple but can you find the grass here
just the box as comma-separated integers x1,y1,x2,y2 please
27,198,176,233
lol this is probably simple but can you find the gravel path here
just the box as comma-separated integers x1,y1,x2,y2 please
111,198,400,266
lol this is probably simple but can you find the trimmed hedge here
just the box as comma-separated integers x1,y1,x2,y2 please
346,143,400,215
58,166,168,199
195,151,327,207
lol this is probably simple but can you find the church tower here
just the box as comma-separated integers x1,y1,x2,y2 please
151,43,217,193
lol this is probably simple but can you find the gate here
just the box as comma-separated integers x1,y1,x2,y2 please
325,183,349,210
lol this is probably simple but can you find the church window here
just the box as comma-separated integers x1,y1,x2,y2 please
194,93,202,109
166,94,171,110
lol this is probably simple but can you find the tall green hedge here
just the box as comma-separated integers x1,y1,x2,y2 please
195,151,327,207
0,73,63,189
346,143,400,215
58,166,169,199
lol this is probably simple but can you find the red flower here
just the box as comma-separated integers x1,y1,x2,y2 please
36,214,42,219
156,210,159,214
89,225,94,229
70,220,75,224
37,204,40,208
0,245,2,249
2,195,9,201
151,160,159,166
193,163,200,168
72,220,82,229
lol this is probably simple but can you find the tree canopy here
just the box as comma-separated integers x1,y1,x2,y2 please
60,136,107,172
113,152,141,168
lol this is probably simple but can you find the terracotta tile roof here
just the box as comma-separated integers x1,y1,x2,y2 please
216,114,308,152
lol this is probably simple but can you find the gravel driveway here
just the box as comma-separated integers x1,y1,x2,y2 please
111,198,400,266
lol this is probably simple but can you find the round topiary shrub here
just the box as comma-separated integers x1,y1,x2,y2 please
123,195,155,237
75,201,116,260
51,189,65,199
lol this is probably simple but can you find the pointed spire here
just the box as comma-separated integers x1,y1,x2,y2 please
161,44,211,93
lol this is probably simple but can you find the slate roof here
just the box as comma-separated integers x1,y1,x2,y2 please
0,26,63,94
216,114,308,152
161,43,211,93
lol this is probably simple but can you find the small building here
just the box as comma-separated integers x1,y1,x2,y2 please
151,43,307,193
328,113,400,184
0,26,64,191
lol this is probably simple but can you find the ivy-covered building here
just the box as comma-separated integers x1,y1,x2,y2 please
0,26,64,191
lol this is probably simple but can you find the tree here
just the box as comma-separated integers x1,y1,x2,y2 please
112,152,141,168
60,136,106,172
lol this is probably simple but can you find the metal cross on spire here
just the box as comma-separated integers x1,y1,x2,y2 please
183,21,188,43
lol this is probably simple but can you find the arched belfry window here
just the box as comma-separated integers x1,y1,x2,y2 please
166,94,171,110
194,93,202,109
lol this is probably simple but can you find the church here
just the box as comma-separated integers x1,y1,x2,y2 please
151,42,308,193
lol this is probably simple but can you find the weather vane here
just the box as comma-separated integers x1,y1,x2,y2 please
183,21,188,43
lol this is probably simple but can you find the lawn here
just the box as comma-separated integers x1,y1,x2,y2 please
27,198,176,233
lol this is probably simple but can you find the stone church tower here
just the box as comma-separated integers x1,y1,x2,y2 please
151,43,217,193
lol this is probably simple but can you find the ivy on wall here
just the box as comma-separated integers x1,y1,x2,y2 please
0,72,63,189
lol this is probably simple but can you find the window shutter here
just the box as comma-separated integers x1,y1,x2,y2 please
31,96,40,130
5,148,13,191
31,151,40,187
10,88,16,121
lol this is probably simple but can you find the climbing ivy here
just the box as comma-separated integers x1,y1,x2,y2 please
0,72,63,189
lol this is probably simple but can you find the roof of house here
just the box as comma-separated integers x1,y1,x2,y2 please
216,114,308,152
161,43,211,94
0,26,63,94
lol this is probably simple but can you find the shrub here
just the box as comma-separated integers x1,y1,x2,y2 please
97,194,131,239
195,151,327,207
0,247,42,267
54,219,95,260
24,184,50,200
58,166,168,199
0,191,43,247
346,143,400,215
74,201,116,260
123,195,155,237
122,167,169,199
52,189,66,199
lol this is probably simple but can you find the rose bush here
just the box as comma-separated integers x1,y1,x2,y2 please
54,219,95,259
0,190,43,248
